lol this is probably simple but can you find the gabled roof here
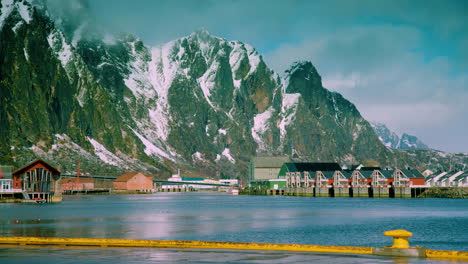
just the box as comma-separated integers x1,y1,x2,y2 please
400,169,424,178
115,172,142,182
455,172,468,181
319,170,335,179
285,162,341,172
13,159,60,176
439,174,451,181
356,170,373,179
433,172,447,181
340,171,353,179
380,170,394,179
447,171,464,181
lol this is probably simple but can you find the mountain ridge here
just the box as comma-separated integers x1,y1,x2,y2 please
0,0,466,177
371,122,429,150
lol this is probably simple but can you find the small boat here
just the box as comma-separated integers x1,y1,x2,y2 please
226,188,239,195
33,197,46,204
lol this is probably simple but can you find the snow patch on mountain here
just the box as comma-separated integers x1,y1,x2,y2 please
229,42,245,89
251,106,274,150
279,93,301,140
23,47,29,61
1,0,33,31
87,137,124,166
222,148,236,163
141,42,179,141
130,128,175,161
16,0,31,23
11,20,22,32
47,29,73,70
245,44,260,75
0,0,15,30
197,60,218,108
124,40,155,101
192,152,209,163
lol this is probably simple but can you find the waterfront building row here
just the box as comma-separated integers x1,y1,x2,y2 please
425,171,467,187
285,168,425,189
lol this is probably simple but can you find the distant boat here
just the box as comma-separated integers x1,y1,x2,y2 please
227,188,239,195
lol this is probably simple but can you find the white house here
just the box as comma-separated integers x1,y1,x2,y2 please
443,171,464,187
427,172,447,187
455,172,468,187
0,165,16,194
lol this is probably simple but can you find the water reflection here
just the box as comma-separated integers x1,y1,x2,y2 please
0,246,462,264
0,193,467,252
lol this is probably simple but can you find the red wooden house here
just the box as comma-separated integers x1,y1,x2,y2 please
13,159,62,202
113,172,153,191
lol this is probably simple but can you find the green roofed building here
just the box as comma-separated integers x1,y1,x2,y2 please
278,162,342,178
249,156,290,181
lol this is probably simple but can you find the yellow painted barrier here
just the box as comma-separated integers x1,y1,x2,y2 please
426,249,468,260
0,236,373,255
1,235,467,261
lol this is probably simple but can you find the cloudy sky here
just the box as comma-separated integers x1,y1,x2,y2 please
81,0,467,152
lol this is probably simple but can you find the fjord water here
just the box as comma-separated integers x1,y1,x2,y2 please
1,193,467,263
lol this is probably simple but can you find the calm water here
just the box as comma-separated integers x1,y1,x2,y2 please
0,192,467,263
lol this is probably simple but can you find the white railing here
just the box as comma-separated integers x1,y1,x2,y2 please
0,188,23,193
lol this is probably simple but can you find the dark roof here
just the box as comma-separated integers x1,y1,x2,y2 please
182,177,205,181
162,182,183,186
356,170,373,179
13,159,60,176
361,166,381,171
320,171,336,179
285,162,341,172
349,164,362,170
341,171,353,179
439,174,451,180
455,172,468,181
400,169,424,178
380,170,394,179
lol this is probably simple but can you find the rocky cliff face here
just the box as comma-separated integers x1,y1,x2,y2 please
0,0,464,177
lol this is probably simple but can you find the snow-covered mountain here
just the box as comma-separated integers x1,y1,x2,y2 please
371,122,429,150
1,0,465,177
